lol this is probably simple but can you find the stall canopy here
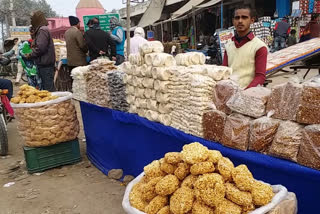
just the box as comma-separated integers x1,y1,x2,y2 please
138,0,166,28
197,0,221,8
171,0,206,19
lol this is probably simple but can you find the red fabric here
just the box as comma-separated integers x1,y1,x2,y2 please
275,23,279,30
287,26,291,35
222,32,267,88
1,95,14,117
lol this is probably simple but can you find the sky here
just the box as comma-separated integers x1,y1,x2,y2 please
46,0,125,17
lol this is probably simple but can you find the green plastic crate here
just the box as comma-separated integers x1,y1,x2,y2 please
24,138,81,173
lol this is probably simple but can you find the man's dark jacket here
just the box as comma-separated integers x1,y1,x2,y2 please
84,28,116,61
30,26,55,67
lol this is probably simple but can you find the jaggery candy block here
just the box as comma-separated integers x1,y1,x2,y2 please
296,83,320,125
268,121,303,162
212,80,239,114
249,117,280,152
226,87,271,118
203,110,227,143
222,114,252,151
266,82,302,121
297,125,320,170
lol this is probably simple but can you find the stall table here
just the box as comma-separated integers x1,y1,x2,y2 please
80,101,320,214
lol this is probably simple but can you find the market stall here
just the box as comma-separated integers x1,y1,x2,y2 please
266,37,320,76
71,41,320,214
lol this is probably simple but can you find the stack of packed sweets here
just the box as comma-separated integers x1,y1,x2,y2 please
85,61,115,108
123,41,176,125
202,77,320,171
169,64,232,137
123,41,232,130
107,70,129,112
71,65,91,102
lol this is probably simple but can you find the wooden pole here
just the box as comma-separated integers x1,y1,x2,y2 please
161,22,164,42
126,0,131,58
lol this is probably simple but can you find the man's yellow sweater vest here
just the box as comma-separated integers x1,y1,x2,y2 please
226,37,267,88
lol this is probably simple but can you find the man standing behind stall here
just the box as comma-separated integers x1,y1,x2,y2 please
84,18,116,62
27,11,55,92
65,16,88,72
109,17,125,65
222,5,268,89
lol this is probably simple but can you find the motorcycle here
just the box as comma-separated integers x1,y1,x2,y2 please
205,33,222,65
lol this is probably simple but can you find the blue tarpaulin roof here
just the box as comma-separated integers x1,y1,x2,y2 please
276,0,291,18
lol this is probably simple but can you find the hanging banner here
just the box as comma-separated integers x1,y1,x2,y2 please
218,29,234,59
83,14,120,32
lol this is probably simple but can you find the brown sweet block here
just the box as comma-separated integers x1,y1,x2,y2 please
296,83,320,125
266,82,302,121
213,80,239,114
227,87,271,118
249,117,280,153
222,113,252,151
268,121,303,162
203,110,227,143
297,125,320,170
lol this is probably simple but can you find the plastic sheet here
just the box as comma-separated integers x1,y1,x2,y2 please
296,82,320,125
249,117,280,153
227,87,271,118
139,41,164,55
203,110,227,143
213,80,240,115
144,53,176,67
175,52,206,66
268,121,303,162
266,82,302,121
222,114,252,151
297,125,320,170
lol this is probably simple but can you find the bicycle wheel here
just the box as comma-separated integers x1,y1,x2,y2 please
0,113,8,156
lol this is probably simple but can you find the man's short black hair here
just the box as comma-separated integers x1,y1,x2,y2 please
234,5,256,18
290,29,296,35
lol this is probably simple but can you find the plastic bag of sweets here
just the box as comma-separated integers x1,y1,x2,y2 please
203,110,227,143
222,113,252,151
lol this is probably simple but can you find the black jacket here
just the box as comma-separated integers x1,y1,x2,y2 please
30,26,55,67
84,28,116,61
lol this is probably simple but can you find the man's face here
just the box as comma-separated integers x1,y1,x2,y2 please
233,9,254,34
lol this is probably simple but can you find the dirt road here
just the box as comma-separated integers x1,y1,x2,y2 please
0,104,126,214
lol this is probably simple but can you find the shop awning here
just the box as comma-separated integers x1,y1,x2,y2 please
171,0,206,19
138,0,166,28
196,0,221,8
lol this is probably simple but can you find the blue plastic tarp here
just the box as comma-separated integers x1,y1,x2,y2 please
80,101,320,214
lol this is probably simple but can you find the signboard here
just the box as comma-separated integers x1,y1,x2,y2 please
217,29,234,59
83,13,120,32
10,26,30,40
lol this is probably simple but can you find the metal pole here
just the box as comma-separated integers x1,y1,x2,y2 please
221,0,223,29
170,18,173,41
126,0,131,59
192,6,197,49
161,22,163,42
4,14,10,39
10,0,16,27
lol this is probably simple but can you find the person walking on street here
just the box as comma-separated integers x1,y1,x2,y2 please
84,18,116,62
26,11,55,92
274,18,291,51
65,16,88,71
125,27,147,55
109,17,125,65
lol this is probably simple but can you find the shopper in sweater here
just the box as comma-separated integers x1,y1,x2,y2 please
222,5,267,89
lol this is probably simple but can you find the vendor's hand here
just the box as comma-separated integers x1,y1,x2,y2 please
112,56,116,61
25,53,31,59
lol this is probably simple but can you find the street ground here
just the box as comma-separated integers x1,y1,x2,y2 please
0,68,318,214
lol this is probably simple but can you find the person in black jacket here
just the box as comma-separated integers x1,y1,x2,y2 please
84,18,116,62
